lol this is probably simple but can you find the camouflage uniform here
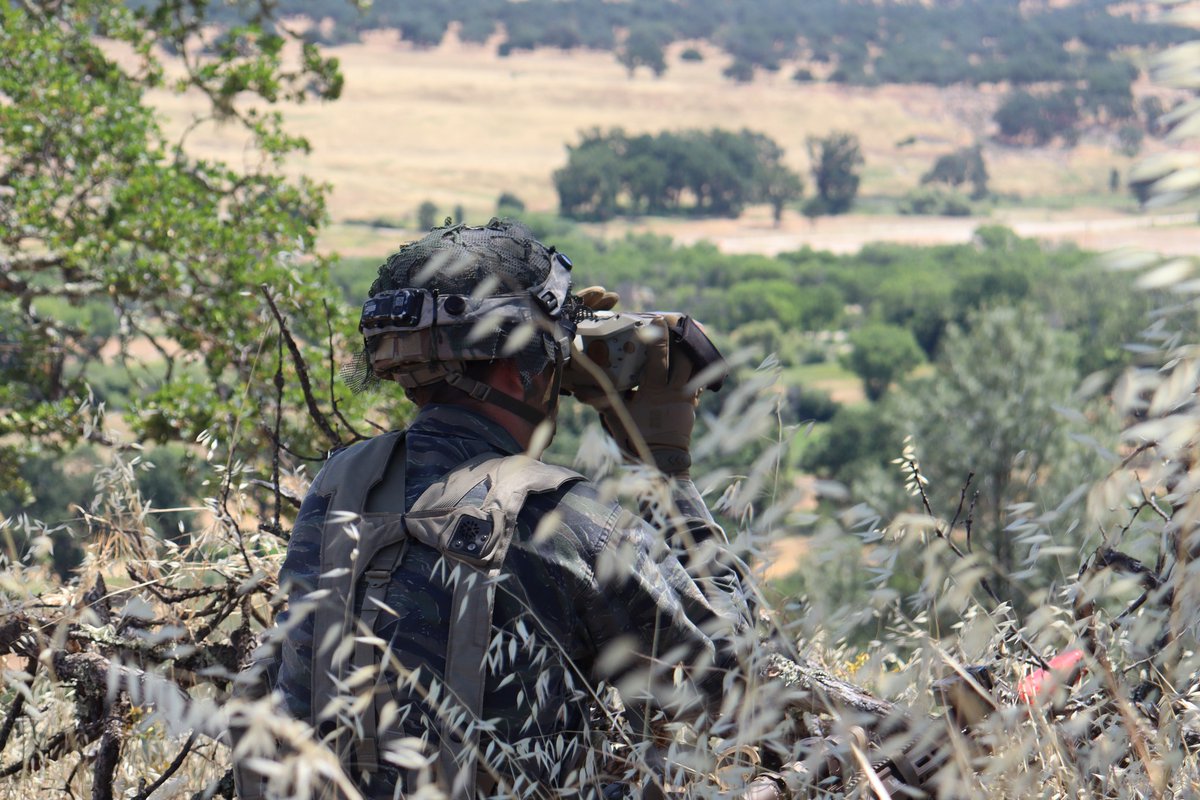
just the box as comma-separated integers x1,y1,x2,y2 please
267,403,748,797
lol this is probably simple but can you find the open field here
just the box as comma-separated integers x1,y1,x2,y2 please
323,204,1200,259
136,30,1200,256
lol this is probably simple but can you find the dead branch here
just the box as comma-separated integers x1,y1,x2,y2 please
91,696,128,800
760,653,894,721
323,298,368,440
132,731,197,800
260,285,342,449
188,768,235,800
0,731,70,778
0,657,38,754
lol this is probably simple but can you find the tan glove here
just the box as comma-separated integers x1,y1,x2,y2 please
576,285,619,311
577,316,699,476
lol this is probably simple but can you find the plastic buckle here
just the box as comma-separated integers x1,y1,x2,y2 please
466,381,490,401
364,569,391,588
355,737,380,773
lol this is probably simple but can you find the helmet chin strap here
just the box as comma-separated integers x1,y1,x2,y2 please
443,370,548,427
442,337,569,432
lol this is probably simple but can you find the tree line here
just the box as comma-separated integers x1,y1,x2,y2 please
553,128,804,221
276,0,1188,94
203,0,1186,152
553,128,866,222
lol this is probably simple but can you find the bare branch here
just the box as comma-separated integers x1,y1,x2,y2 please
90,697,128,800
132,732,197,800
0,657,36,754
260,285,341,448
324,299,366,441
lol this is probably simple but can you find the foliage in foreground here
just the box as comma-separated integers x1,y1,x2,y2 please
0,0,392,568
4,271,1200,798
5,0,1200,796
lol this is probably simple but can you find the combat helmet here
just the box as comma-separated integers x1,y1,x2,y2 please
357,218,577,423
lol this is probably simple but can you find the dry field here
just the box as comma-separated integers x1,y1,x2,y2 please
137,30,1200,257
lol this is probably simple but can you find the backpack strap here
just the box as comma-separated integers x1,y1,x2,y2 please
311,432,407,760
351,525,407,773
405,455,584,800
311,433,583,797
350,451,495,775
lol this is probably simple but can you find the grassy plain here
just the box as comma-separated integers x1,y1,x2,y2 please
141,31,1200,257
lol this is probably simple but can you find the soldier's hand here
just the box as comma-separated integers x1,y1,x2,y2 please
576,285,619,311
580,316,699,476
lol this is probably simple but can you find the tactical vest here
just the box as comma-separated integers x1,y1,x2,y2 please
308,430,584,799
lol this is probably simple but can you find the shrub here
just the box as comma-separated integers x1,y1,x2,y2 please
497,191,526,212
417,199,439,230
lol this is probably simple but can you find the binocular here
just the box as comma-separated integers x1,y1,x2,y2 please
560,311,728,395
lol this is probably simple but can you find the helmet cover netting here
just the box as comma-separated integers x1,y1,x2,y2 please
364,219,565,390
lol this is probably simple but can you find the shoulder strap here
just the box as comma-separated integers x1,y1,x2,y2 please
408,455,583,800
310,432,407,747
311,439,583,797
319,430,405,515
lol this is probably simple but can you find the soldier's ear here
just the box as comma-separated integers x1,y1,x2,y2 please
481,359,526,398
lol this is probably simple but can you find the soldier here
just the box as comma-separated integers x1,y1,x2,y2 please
235,219,750,799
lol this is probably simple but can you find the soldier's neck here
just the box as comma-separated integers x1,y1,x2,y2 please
425,363,552,451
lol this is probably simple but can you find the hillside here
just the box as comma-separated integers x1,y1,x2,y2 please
142,31,1199,257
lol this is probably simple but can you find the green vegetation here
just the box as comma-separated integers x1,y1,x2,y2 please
279,0,1188,92
844,324,924,402
922,145,989,200
897,186,973,217
496,191,526,213
0,0,367,563
805,131,864,216
417,199,439,229
7,0,1200,796
896,307,1086,582
618,23,670,76
553,128,803,221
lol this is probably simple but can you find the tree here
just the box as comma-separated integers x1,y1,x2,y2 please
844,324,925,402
1117,124,1144,157
760,164,805,225
723,59,756,83
921,145,989,200
553,128,801,221
417,200,440,229
618,24,669,77
497,191,526,212
1141,95,1166,137
1130,174,1155,208
994,89,1081,147
0,0,388,789
0,0,352,529
806,131,864,215
801,404,903,479
894,307,1084,578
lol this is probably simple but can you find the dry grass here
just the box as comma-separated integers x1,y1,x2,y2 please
135,31,1200,258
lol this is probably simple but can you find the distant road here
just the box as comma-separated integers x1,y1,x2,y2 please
325,209,1199,258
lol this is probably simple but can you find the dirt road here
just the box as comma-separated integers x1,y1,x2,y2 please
593,208,1200,257
324,207,1199,259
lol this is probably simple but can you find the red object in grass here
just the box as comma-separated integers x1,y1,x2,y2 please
1017,649,1085,704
